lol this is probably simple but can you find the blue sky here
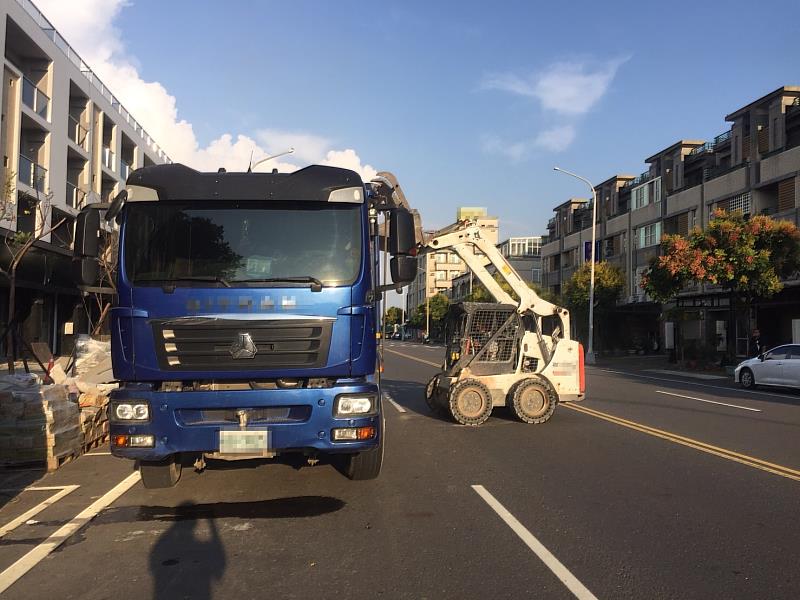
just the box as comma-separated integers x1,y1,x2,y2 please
41,0,800,238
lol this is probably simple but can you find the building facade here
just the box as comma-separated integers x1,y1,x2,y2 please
0,0,169,356
405,207,498,318
541,86,800,356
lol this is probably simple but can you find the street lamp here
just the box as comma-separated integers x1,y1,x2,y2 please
553,166,598,365
249,147,295,172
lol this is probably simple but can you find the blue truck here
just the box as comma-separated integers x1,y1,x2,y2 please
73,163,418,488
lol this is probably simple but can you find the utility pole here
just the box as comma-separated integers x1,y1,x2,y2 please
426,294,430,339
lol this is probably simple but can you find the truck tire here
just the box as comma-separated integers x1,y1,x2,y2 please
341,424,384,480
449,379,492,426
425,374,443,413
511,379,556,424
139,456,182,489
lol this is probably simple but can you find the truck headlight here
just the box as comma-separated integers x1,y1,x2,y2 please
334,394,376,417
113,402,150,421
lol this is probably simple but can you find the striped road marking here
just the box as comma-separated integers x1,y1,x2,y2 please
655,390,761,412
0,471,141,594
472,485,598,600
563,403,800,482
0,486,80,539
384,348,440,368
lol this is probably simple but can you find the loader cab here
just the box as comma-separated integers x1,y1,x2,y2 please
443,302,521,376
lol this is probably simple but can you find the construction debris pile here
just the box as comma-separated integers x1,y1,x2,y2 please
0,337,115,470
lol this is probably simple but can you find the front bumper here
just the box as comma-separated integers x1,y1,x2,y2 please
109,383,381,460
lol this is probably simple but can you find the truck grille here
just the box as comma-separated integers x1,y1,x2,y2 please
176,406,311,426
151,318,333,371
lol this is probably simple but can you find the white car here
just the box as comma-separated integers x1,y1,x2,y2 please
734,344,800,389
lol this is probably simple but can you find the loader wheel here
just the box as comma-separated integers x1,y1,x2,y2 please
449,379,492,426
425,374,442,413
512,379,556,424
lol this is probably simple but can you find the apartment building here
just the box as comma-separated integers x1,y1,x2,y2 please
541,86,800,356
449,235,543,303
0,0,169,355
405,207,498,317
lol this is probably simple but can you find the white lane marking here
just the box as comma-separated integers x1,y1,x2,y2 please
383,392,406,413
0,471,140,594
597,368,795,400
84,452,112,456
471,485,598,600
655,390,762,412
0,485,80,539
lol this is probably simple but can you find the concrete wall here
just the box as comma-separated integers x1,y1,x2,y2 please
703,166,748,202
630,200,661,228
666,185,702,216
760,145,800,183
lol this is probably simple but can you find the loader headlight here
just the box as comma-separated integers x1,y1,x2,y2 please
333,394,376,417
113,402,150,421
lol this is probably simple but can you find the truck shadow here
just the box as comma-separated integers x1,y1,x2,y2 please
0,467,46,510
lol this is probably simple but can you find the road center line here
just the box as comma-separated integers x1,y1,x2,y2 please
0,471,141,595
0,485,80,539
384,348,440,368
655,390,761,412
383,392,406,413
471,485,598,600
596,368,794,400
563,403,800,482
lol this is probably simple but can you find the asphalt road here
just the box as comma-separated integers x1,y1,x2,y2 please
0,341,798,599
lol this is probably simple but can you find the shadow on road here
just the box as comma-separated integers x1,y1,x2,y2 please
0,467,46,510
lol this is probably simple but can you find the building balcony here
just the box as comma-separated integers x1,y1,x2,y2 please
630,200,661,228
666,185,702,216
18,154,47,193
759,145,800,184
606,212,628,235
622,170,652,189
703,165,748,203
69,116,90,152
66,182,87,209
541,239,560,258
21,76,49,121
543,271,561,287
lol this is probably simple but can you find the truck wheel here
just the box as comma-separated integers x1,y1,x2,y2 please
139,456,182,489
449,379,492,426
512,379,556,424
425,374,442,413
341,426,384,480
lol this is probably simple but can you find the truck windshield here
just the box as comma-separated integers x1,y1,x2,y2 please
123,201,362,287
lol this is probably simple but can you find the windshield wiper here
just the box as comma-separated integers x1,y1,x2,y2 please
232,276,324,292
137,276,232,291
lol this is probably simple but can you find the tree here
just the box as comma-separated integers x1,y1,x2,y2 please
563,261,625,348
641,209,800,357
0,171,66,371
408,293,450,337
465,272,546,304
383,306,403,329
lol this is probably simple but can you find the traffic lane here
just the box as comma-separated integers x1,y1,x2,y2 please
598,366,800,404
0,449,134,572
2,395,574,599
384,346,800,599
586,369,800,470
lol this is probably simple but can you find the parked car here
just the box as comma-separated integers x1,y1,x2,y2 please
734,344,800,389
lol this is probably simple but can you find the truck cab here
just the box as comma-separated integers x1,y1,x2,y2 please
73,163,418,487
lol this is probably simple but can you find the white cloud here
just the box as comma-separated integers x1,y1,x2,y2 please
482,57,627,116
532,125,576,152
35,0,377,179
481,57,627,155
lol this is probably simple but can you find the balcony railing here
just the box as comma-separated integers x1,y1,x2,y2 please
66,182,87,209
102,146,115,170
714,130,732,145
14,0,171,163
18,154,47,192
120,159,131,181
623,170,652,188
21,76,50,120
69,115,90,151
689,142,714,156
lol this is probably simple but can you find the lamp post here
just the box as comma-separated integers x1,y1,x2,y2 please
553,166,598,365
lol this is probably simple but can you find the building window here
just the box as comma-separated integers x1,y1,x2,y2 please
637,222,662,248
435,270,447,281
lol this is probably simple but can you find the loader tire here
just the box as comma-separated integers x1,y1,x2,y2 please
449,379,492,426
425,374,443,413
511,378,556,424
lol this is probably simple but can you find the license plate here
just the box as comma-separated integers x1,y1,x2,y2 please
219,430,270,454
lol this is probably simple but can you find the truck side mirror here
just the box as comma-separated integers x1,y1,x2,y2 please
388,208,416,255
390,255,417,285
72,208,101,287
